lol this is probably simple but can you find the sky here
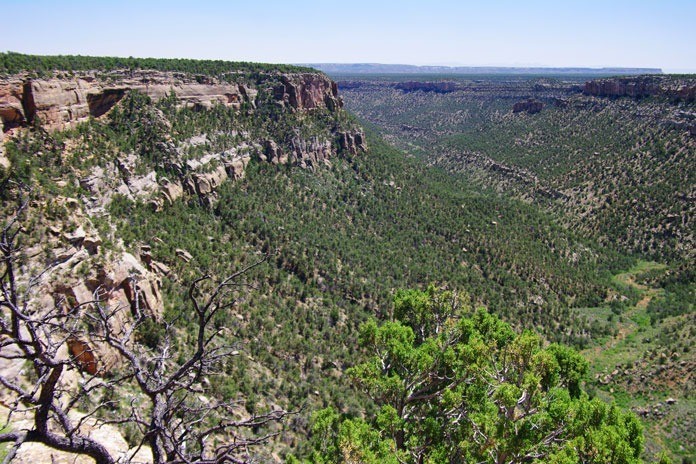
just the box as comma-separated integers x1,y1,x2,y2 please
2,0,695,72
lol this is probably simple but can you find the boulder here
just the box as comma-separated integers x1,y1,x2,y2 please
224,154,251,180
63,225,87,244
176,248,193,262
160,177,184,204
193,164,227,196
149,260,172,277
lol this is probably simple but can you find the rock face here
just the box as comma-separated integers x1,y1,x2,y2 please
513,99,544,114
584,76,696,101
584,77,660,99
0,70,343,131
262,135,359,167
3,407,152,464
48,249,163,373
338,130,368,155
35,200,164,374
0,76,26,129
1,69,367,207
274,73,343,111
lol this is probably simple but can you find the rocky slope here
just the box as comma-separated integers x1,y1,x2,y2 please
0,65,366,310
1,69,366,207
0,64,369,462
339,75,696,262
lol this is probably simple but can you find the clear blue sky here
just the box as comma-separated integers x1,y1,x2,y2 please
2,0,695,72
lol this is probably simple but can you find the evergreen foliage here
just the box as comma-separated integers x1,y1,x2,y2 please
300,288,644,464
0,51,313,76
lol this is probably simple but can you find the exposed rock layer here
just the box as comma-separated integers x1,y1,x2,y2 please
0,70,343,131
584,76,696,101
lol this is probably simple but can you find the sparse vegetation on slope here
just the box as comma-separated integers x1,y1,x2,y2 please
340,76,696,262
339,74,695,462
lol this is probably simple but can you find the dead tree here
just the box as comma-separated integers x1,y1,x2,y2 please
0,194,288,463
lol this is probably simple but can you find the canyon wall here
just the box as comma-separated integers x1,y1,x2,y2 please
584,76,696,101
0,70,343,131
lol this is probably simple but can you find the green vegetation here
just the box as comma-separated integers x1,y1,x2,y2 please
298,287,644,464
340,75,695,462
340,77,695,263
0,51,313,77
582,261,694,461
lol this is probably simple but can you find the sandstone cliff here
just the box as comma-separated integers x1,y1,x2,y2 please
0,69,343,132
0,69,366,207
584,76,696,101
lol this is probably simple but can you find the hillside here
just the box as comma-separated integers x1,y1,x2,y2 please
338,73,695,461
338,74,695,262
0,55,691,462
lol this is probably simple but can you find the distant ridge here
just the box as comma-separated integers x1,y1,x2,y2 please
305,63,663,75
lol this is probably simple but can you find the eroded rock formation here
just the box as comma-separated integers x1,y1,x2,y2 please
1,68,367,210
584,76,696,101
274,74,343,111
0,69,344,131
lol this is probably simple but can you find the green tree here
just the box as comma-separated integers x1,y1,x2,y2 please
303,287,644,464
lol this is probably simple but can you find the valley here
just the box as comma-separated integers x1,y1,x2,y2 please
337,73,695,462
0,54,693,463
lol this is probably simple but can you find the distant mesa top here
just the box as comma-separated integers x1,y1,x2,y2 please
305,63,663,76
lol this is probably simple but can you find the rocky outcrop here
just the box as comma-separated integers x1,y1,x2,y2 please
513,99,544,114
192,164,228,196
584,76,696,101
2,69,366,209
160,177,184,205
338,130,368,155
225,153,251,179
28,197,164,373
14,72,255,130
0,76,25,130
48,249,164,373
584,77,660,99
274,74,343,111
3,406,152,464
0,70,344,131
